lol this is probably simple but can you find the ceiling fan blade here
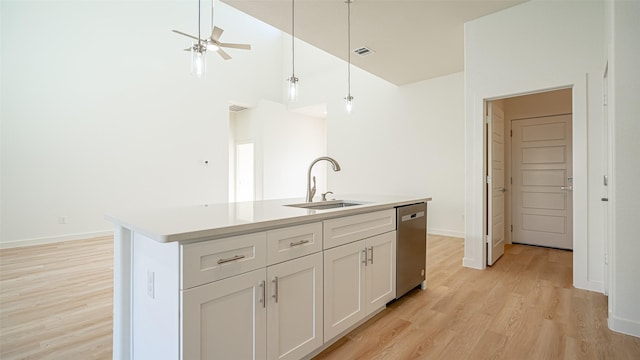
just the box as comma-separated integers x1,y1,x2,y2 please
217,48,232,60
218,42,251,50
210,26,224,42
172,30,201,41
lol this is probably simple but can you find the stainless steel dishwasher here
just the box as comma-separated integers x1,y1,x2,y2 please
396,202,427,299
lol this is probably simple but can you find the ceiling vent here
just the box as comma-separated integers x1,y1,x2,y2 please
353,46,375,57
229,104,249,112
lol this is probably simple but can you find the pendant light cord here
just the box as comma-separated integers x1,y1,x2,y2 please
197,0,202,46
347,0,351,95
292,0,295,76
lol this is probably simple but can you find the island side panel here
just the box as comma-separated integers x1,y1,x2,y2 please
132,232,180,359
113,226,132,360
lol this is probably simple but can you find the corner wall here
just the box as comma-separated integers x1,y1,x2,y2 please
607,0,640,338
464,0,605,293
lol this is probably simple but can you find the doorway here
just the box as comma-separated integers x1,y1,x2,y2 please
486,88,573,265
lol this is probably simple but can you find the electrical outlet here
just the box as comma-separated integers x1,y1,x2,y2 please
147,270,155,299
58,216,68,224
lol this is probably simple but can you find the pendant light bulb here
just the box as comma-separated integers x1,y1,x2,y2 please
191,43,207,78
345,95,354,114
288,76,299,101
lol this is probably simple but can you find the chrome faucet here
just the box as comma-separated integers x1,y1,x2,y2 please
306,157,341,202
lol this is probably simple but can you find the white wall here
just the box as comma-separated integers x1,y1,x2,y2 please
0,1,283,246
232,99,327,201
607,0,640,338
287,38,466,237
464,0,605,294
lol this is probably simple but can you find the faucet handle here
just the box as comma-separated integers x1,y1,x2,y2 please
321,191,334,201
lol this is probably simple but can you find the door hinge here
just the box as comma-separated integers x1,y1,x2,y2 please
603,94,608,107
485,235,490,244
510,129,513,137
486,176,491,184
511,224,513,232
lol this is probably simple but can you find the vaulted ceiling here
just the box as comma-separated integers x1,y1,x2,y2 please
222,0,527,85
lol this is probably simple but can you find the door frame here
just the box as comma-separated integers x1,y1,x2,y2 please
468,75,595,291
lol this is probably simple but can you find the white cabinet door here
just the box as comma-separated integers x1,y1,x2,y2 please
182,268,267,360
323,240,366,341
365,232,396,313
267,253,323,360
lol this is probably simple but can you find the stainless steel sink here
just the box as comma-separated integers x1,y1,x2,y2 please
285,200,364,210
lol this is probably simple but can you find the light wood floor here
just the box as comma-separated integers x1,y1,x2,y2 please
0,236,113,359
314,235,640,359
1,235,639,359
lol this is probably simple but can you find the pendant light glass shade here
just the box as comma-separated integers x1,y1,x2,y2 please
191,43,207,78
288,76,299,101
345,94,353,114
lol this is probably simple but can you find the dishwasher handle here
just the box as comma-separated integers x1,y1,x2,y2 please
401,211,425,222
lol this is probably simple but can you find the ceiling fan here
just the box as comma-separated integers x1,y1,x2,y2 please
172,26,251,61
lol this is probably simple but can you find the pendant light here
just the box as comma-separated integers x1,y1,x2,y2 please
344,0,354,114
287,0,299,101
190,0,207,78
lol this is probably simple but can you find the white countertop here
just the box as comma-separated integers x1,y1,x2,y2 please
105,195,431,243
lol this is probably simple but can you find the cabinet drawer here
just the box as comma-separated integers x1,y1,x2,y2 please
323,209,396,249
267,222,323,265
181,232,266,289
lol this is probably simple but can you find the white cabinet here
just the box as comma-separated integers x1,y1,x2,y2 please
323,231,396,341
267,253,323,360
365,231,396,313
182,268,267,360
181,232,267,289
323,240,367,340
323,209,395,249
181,225,323,360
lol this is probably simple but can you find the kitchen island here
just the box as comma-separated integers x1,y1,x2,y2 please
106,195,431,360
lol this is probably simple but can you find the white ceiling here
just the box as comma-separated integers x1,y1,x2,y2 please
222,0,527,85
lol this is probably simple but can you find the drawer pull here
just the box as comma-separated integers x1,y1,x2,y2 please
217,254,245,264
289,239,310,247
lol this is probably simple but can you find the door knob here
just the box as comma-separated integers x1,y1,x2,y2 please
499,187,506,193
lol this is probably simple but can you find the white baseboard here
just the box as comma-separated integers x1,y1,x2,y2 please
609,313,640,338
0,230,114,249
573,279,604,294
428,228,464,238
463,257,483,270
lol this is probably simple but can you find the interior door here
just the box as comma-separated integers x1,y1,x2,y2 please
487,102,506,266
512,115,573,249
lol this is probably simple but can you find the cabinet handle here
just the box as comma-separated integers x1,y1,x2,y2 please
217,254,245,264
272,277,279,303
260,280,266,308
362,249,368,266
289,239,310,247
369,246,374,264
